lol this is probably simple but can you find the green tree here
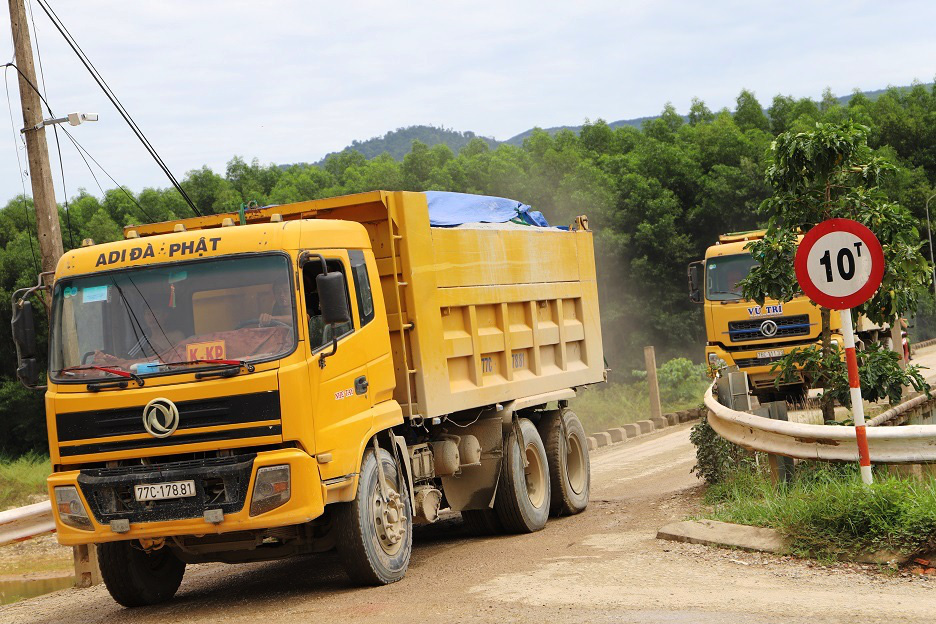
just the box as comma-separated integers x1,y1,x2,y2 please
688,98,714,126
741,121,932,420
734,89,770,133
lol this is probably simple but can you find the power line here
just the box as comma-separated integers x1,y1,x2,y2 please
61,127,157,223
3,66,40,274
33,0,201,217
1,61,158,225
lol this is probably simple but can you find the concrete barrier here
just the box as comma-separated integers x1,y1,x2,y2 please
608,427,628,443
636,420,655,434
587,405,704,454
650,415,668,430
622,423,641,438
593,432,612,447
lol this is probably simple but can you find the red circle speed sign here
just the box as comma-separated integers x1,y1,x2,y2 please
794,218,884,310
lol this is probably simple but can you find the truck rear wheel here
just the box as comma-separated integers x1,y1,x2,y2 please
538,408,590,516
495,417,550,533
335,447,412,585
98,541,185,607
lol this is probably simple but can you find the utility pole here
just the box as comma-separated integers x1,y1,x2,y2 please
9,0,64,276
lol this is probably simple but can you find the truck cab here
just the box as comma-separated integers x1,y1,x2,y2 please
688,231,842,400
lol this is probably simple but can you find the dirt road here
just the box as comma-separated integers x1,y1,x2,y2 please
2,423,932,624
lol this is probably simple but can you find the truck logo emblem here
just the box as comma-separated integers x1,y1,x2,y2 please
142,398,179,438
760,320,779,337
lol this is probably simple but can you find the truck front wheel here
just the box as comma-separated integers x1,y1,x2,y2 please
538,408,590,516
98,541,185,607
335,447,412,585
495,417,551,533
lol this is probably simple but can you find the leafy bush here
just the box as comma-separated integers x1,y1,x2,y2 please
772,342,930,408
689,412,748,484
657,357,708,403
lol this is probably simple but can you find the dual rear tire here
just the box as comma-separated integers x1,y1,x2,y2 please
494,417,552,533
538,408,590,517
463,409,590,535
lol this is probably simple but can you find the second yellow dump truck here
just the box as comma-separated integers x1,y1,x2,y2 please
12,190,604,606
688,230,888,400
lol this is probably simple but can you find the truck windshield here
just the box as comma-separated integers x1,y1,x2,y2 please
706,253,758,301
50,254,296,382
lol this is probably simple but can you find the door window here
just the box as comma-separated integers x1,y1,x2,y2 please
349,250,375,327
303,259,353,351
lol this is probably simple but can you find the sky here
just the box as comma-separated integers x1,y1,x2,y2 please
0,0,934,201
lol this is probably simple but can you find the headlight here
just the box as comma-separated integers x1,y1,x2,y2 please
53,486,93,530
708,353,726,368
249,465,291,516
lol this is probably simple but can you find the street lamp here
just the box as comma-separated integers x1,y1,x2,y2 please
24,111,98,133
927,192,936,302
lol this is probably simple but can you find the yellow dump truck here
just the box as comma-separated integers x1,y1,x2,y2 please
688,230,842,400
11,190,604,606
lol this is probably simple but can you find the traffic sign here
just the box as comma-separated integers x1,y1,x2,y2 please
794,218,884,310
795,218,885,485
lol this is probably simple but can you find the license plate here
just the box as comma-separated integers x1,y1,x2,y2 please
134,480,196,502
757,349,784,359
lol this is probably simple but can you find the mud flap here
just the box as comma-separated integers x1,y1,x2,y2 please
439,412,504,511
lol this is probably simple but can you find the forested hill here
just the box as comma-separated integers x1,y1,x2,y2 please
314,126,499,164
313,84,927,162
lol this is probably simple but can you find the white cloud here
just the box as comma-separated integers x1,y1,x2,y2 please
0,0,933,200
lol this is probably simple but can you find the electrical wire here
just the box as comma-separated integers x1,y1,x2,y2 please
60,127,157,223
3,65,40,275
443,408,486,428
1,60,156,224
26,0,73,248
33,0,201,217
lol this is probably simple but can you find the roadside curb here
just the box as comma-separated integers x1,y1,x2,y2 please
587,406,704,450
913,337,936,351
656,519,910,565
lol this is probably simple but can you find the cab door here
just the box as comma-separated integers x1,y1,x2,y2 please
300,250,373,481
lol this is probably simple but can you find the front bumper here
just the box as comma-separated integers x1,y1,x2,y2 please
48,448,324,545
706,343,813,389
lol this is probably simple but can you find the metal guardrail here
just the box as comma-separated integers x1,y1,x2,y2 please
1,499,104,587
704,383,936,463
0,500,54,547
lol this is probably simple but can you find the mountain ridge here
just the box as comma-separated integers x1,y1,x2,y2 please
302,83,929,167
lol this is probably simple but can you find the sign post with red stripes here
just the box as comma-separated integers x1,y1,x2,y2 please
794,218,885,485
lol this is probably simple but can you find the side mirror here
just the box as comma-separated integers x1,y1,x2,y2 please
17,358,40,387
688,261,703,304
11,300,40,387
316,272,351,326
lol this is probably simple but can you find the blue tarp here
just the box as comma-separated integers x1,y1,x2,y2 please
425,191,549,227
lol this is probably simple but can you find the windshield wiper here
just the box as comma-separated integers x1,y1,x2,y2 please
59,365,144,387
162,359,256,374
709,290,743,299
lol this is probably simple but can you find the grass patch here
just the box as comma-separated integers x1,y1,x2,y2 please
704,462,936,560
575,379,708,434
0,453,51,510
